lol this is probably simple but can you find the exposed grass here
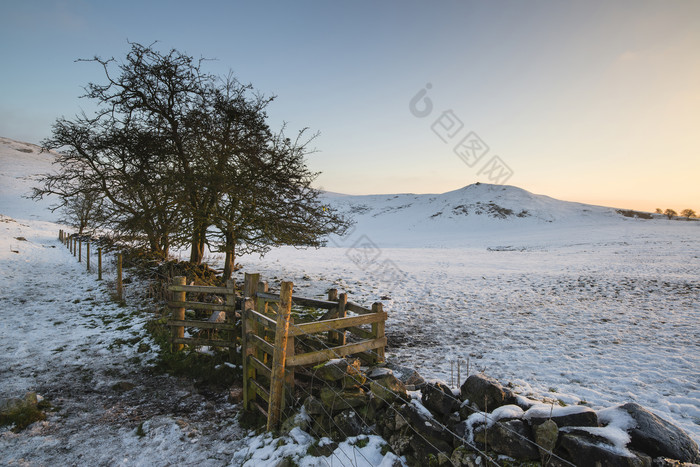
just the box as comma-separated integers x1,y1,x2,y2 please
144,314,241,389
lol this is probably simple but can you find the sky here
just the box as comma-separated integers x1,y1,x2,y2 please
1,0,699,212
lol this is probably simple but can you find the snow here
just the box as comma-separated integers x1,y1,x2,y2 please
231,431,403,467
232,182,699,443
523,404,596,421
1,135,698,465
0,136,404,466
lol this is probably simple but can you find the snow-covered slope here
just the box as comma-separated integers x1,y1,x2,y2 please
323,183,652,248
0,136,59,221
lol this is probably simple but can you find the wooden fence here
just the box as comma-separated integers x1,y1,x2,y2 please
167,276,241,352
165,272,388,431
239,273,387,431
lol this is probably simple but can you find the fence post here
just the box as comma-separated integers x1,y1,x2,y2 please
372,302,386,363
72,237,75,256
283,314,295,412
97,248,102,280
268,281,293,431
86,242,90,272
225,279,238,362
171,276,186,351
335,293,347,346
242,273,260,411
326,289,338,342
78,238,82,262
116,253,123,300
327,288,338,301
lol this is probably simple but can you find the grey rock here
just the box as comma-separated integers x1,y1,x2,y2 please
558,431,653,467
534,418,559,459
421,381,459,417
460,373,506,412
451,446,481,467
621,402,700,464
303,395,325,415
332,410,363,441
320,386,367,412
370,374,408,406
314,359,353,382
474,419,539,461
528,406,599,428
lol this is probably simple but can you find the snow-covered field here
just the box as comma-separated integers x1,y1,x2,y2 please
230,183,700,444
1,135,698,465
0,137,402,466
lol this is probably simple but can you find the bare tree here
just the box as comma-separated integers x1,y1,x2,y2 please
680,209,696,220
35,42,350,269
664,208,677,219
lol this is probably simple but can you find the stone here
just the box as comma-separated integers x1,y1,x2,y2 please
320,386,367,412
303,395,325,415
460,374,506,412
404,370,427,390
395,403,453,461
534,418,559,459
437,451,452,466
526,405,599,429
652,458,700,467
621,403,700,463
421,381,459,417
306,440,338,457
314,359,352,382
451,446,481,467
332,410,363,441
341,363,366,389
473,419,539,461
367,367,394,379
558,432,653,467
0,397,24,413
370,374,408,406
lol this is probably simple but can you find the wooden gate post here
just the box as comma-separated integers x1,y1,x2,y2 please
78,238,82,262
267,281,293,431
372,302,386,363
171,276,186,351
225,279,238,362
86,242,90,272
283,314,295,412
335,293,347,346
241,272,260,411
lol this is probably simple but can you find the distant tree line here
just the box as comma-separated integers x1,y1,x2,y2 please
655,208,697,220
33,42,350,280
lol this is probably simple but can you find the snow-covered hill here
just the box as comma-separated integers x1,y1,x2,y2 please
322,183,665,249
0,136,59,221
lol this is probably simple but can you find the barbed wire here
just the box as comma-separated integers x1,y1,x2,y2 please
275,311,577,467
56,238,574,466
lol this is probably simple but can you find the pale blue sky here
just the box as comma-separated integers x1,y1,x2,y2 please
2,1,699,211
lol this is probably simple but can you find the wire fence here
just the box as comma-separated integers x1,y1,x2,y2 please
56,232,577,467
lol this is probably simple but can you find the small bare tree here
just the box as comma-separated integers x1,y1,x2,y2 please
655,208,663,214
664,208,677,219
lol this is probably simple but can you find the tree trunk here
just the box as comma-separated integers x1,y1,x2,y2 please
189,226,206,264
222,233,236,281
